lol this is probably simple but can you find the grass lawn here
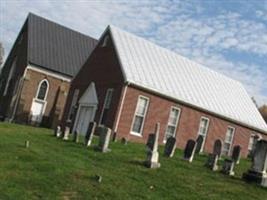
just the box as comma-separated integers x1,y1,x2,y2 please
0,123,266,200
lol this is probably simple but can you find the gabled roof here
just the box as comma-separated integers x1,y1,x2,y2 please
27,13,98,77
108,25,267,133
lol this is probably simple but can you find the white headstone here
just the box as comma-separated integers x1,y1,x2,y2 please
145,123,161,168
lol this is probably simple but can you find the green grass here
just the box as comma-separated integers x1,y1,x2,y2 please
0,123,266,200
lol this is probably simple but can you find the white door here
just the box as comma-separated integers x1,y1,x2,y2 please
30,100,45,123
76,106,95,136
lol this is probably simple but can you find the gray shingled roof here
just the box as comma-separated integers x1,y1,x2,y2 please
27,13,98,77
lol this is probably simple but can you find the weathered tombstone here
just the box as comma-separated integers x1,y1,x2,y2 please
63,126,70,140
221,159,235,176
96,126,112,153
164,136,176,157
85,122,97,147
55,126,62,138
205,153,219,171
232,145,241,164
112,131,117,142
183,139,197,162
144,123,161,168
121,137,128,145
213,139,222,158
73,130,79,143
25,140,30,148
243,140,267,187
195,135,204,154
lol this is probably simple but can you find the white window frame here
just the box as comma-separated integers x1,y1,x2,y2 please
163,106,181,143
197,117,210,152
130,95,149,137
222,126,235,156
35,79,49,101
99,88,114,125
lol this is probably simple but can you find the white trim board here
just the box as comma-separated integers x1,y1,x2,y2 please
27,64,71,82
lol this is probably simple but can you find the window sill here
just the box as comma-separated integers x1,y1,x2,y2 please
130,131,143,137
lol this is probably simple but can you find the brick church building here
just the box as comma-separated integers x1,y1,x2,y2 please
0,13,97,128
62,25,267,157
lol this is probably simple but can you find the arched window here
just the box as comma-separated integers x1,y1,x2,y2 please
36,79,49,100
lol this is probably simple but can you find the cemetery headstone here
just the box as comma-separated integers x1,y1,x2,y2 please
112,131,117,142
243,140,267,187
56,126,62,138
85,122,97,147
183,139,197,162
73,130,79,143
221,158,235,176
63,126,70,140
164,136,176,157
144,123,161,168
121,137,128,145
25,140,30,148
213,139,222,158
96,126,112,153
232,145,241,164
205,153,219,171
195,135,204,154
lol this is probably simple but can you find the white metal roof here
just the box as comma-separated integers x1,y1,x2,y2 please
108,25,267,133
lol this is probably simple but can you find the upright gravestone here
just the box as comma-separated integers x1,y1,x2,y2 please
183,139,197,162
145,123,161,168
85,122,97,147
195,135,204,154
73,131,79,143
121,137,128,145
232,145,241,164
55,126,62,138
213,139,222,158
221,158,235,176
63,126,70,140
205,153,219,171
96,126,112,153
164,136,176,158
243,140,267,187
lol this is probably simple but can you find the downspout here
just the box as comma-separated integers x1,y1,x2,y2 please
114,83,128,132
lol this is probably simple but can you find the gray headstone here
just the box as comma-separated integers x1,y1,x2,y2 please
164,136,176,157
213,139,222,157
205,153,219,171
243,140,267,187
183,139,197,162
73,130,79,143
121,137,128,145
85,122,97,146
146,134,155,151
145,123,161,168
221,158,235,176
96,126,112,153
195,135,204,154
63,126,70,140
231,145,241,164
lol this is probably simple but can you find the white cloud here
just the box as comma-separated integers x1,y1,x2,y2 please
0,0,266,105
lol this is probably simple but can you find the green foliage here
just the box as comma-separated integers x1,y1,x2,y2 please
0,122,266,200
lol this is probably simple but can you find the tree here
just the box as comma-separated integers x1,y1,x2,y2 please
259,105,267,124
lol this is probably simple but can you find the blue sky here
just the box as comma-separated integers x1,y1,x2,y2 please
1,0,267,106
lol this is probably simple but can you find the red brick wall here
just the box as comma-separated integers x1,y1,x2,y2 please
16,68,70,128
62,32,124,130
116,85,266,157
